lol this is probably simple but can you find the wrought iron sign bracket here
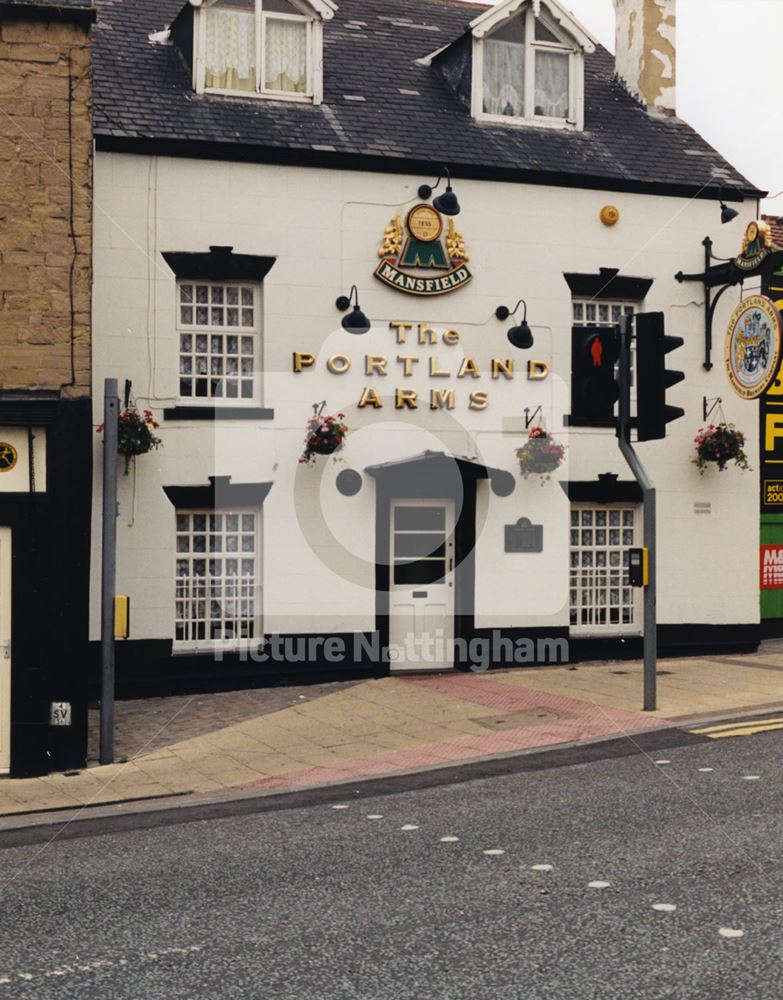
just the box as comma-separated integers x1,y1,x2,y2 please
703,396,722,422
674,236,743,372
524,405,542,429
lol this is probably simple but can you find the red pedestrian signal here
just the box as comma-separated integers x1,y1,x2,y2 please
571,327,620,424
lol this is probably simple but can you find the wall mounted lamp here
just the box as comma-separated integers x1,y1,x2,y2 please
418,167,461,216
717,182,739,225
496,299,534,349
335,285,371,334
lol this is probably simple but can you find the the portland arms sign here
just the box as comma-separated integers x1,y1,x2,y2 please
374,204,472,296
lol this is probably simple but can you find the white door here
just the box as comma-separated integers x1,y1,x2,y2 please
388,499,455,671
0,528,10,773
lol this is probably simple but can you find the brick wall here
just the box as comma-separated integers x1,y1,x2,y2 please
0,13,92,395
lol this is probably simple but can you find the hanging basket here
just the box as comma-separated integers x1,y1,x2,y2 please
300,406,348,464
692,423,750,475
97,406,162,475
515,427,566,482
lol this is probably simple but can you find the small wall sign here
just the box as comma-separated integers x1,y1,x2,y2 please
374,204,472,296
725,295,783,400
0,443,17,473
504,517,543,553
50,702,72,726
761,545,783,589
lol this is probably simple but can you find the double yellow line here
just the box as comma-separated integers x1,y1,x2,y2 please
689,716,783,740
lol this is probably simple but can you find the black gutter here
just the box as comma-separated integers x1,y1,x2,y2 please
94,134,764,202
0,2,96,24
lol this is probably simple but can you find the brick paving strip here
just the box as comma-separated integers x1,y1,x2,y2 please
238,673,664,793
86,680,365,763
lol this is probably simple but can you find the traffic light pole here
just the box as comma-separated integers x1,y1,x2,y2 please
100,378,119,764
617,317,657,712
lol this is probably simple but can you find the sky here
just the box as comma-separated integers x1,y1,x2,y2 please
510,0,783,215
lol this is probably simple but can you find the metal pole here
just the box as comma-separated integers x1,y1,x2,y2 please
100,378,119,764
616,317,657,711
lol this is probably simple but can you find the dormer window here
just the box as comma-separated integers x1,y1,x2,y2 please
469,0,594,131
192,0,336,103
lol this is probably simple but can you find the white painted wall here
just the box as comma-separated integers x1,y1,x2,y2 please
90,152,761,645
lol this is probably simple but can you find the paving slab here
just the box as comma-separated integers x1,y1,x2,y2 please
3,645,782,821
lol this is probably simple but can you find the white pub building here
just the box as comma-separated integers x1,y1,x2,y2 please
90,0,766,692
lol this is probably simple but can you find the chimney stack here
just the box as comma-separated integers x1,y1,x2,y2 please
613,0,676,116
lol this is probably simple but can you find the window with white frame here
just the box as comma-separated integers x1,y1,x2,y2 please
475,5,582,128
177,281,260,402
572,300,636,328
569,505,641,633
196,0,328,102
175,510,260,646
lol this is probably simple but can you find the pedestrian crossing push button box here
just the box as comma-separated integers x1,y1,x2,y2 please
628,548,648,587
114,595,130,639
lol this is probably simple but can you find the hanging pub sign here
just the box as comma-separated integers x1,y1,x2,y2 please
374,204,472,296
735,220,774,272
724,294,783,400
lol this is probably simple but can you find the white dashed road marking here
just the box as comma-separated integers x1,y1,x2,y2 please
366,815,383,820
483,849,505,856
332,804,349,810
651,903,677,912
0,945,205,987
400,824,419,831
698,767,714,772
531,864,554,871
742,775,761,781
587,881,611,889
439,836,459,843
718,928,745,939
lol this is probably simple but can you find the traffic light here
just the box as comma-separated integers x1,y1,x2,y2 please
635,312,685,441
571,326,620,424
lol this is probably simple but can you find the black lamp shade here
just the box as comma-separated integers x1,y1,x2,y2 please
342,305,371,335
507,322,534,350
432,187,460,216
720,202,739,224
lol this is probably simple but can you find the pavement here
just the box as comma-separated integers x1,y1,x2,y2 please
0,642,781,823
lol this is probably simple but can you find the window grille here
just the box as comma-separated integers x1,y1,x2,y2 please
177,281,259,402
569,505,641,632
175,510,260,646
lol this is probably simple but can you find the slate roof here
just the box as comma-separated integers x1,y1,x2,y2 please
1,0,94,10
92,0,761,200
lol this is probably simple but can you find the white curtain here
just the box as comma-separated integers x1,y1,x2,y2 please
205,8,256,92
265,18,307,93
534,51,569,118
482,38,525,117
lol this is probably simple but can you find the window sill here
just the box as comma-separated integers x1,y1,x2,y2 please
172,643,262,658
163,406,274,421
563,415,616,429
475,112,579,131
204,87,313,105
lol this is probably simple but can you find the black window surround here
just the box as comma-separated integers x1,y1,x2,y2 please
563,268,654,301
162,246,276,282
162,246,277,421
162,476,273,509
560,474,643,505
163,406,274,421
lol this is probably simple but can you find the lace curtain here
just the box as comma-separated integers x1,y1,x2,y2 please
483,38,525,117
205,8,256,92
534,51,569,118
264,18,307,93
